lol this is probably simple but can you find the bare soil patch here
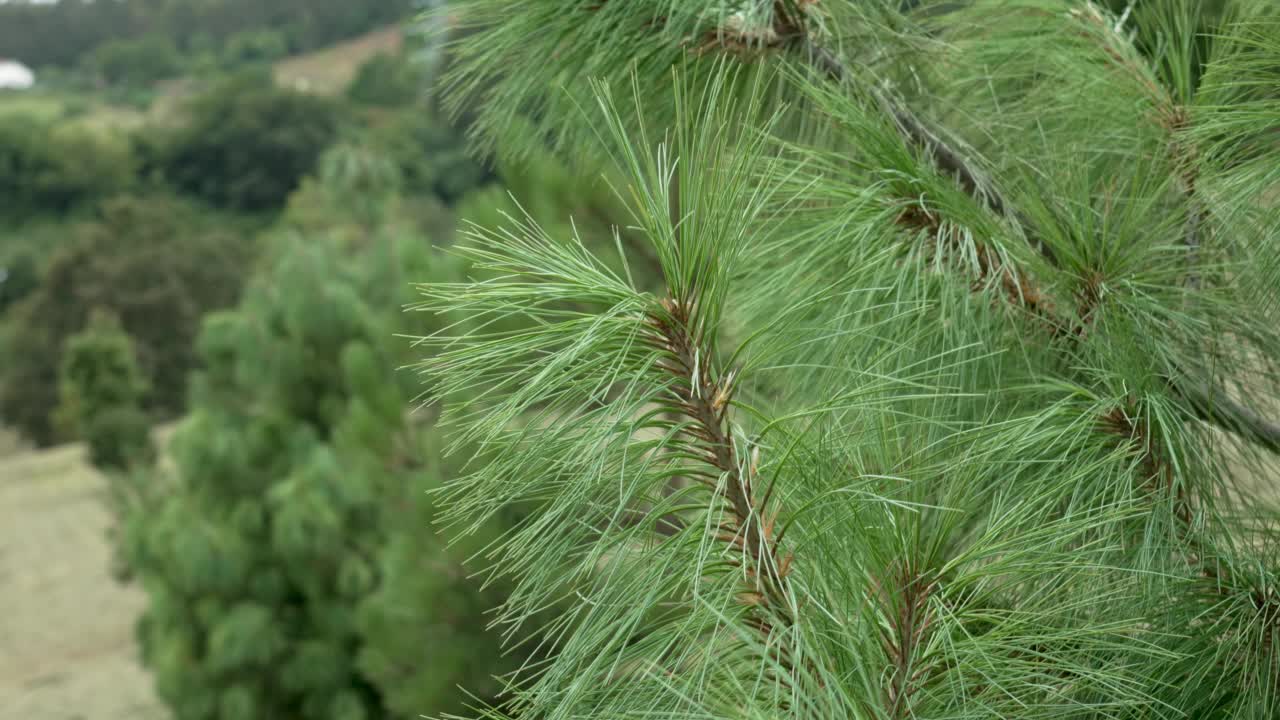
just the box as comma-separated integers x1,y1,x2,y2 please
0,443,165,720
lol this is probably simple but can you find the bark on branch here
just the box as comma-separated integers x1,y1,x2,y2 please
1180,379,1280,456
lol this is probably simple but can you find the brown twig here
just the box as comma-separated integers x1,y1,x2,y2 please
896,203,1070,336
875,559,938,719
1180,379,1280,456
639,291,820,692
644,296,794,614
1098,400,1193,527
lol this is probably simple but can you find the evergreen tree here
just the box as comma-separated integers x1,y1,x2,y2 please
56,309,153,471
119,223,525,719
156,72,344,212
415,1,1280,718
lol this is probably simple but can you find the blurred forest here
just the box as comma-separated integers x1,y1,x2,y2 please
0,0,415,72
0,1,635,718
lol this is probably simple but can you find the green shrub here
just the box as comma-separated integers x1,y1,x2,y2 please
157,73,344,212
57,311,147,424
56,309,153,472
90,35,183,87
86,405,155,472
0,115,136,218
346,52,421,107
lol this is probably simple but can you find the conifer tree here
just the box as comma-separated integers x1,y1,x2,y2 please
416,1,1280,718
117,226,526,720
56,308,153,471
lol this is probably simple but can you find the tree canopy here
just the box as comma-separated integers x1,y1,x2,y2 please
0,195,251,445
153,73,345,211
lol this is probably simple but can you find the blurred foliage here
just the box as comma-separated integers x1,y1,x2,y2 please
89,35,184,87
0,253,38,315
56,309,154,472
346,52,422,107
369,110,495,207
221,29,290,68
86,405,156,474
118,219,525,719
0,195,253,446
154,73,344,211
314,142,406,230
0,114,136,220
0,0,414,70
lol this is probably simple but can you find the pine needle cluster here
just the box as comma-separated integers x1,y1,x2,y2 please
415,1,1280,717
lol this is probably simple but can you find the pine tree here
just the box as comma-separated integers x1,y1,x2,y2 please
415,1,1280,718
56,308,153,471
118,226,526,720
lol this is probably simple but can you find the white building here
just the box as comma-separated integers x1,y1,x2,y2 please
0,60,35,91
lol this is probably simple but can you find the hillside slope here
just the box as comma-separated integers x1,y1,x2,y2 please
274,25,404,95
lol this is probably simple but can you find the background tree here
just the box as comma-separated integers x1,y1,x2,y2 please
368,110,495,207
346,52,423,107
155,72,344,211
0,195,251,445
89,35,184,87
415,1,1280,718
116,214,529,719
123,235,406,720
0,115,136,219
56,309,153,472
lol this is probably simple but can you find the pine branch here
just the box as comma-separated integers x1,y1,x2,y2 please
430,4,1280,714
788,4,1280,459
644,295,795,619
1064,6,1280,458
1069,3,1205,292
1100,393,1280,666
876,560,939,720
789,35,1010,222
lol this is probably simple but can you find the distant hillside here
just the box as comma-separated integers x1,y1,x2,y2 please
0,0,413,70
274,25,404,96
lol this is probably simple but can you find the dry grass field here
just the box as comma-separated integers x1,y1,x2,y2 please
0,442,166,720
